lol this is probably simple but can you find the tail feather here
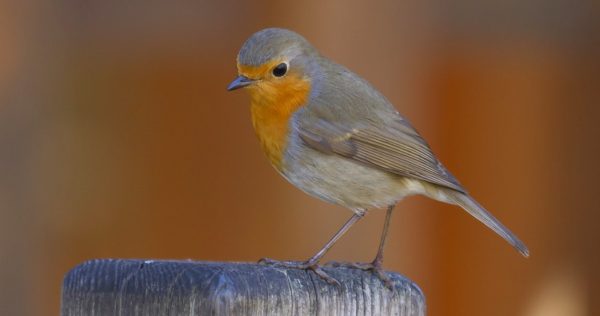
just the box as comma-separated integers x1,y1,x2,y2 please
446,191,529,257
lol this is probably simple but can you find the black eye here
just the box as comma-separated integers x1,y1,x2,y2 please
272,63,288,77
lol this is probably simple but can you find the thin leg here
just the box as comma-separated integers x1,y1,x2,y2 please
327,204,396,289
259,211,365,285
307,211,365,264
374,204,394,264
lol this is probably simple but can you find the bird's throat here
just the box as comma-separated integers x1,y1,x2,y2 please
248,77,310,171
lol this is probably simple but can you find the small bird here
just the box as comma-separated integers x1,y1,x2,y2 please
227,28,528,286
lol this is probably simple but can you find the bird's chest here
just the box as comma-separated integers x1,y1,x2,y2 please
249,82,310,171
250,102,292,171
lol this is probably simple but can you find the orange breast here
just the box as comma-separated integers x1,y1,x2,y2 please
246,74,311,171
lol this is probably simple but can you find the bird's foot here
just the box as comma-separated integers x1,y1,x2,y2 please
258,257,339,286
326,259,393,289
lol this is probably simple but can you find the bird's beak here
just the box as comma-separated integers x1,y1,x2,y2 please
227,75,255,91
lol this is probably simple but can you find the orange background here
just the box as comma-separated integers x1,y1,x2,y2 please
1,1,598,315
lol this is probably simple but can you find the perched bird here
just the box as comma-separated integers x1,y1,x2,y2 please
227,28,528,286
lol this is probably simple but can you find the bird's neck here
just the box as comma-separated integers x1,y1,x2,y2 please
248,77,311,171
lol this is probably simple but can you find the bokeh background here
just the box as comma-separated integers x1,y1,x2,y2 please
1,1,598,315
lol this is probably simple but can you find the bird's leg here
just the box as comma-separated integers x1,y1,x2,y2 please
327,204,395,289
259,210,365,285
369,204,395,288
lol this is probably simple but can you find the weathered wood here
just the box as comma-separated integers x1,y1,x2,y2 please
61,259,425,316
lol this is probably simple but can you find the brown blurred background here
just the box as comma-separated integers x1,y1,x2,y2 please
1,1,598,315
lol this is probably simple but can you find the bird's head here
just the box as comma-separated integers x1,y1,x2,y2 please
227,28,318,105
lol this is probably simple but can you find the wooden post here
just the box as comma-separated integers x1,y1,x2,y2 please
61,259,425,315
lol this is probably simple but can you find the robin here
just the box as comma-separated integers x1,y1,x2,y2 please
227,28,528,286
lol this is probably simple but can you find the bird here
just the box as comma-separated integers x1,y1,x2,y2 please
227,28,529,287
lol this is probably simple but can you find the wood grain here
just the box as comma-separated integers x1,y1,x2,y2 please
61,259,425,315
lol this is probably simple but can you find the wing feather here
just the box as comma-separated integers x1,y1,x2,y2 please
298,118,465,193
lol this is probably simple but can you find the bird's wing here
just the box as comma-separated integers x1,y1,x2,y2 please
297,117,466,193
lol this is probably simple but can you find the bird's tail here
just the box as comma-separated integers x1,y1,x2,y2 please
444,190,529,257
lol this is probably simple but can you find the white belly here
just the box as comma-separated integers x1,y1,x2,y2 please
282,141,426,211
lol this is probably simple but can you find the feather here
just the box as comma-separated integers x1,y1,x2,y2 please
445,190,530,257
298,118,466,193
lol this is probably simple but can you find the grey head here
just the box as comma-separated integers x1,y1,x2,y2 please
237,28,319,67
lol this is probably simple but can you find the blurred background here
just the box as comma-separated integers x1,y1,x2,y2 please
1,1,598,315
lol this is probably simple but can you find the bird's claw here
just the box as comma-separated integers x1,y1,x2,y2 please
325,260,394,289
258,257,340,286
310,265,340,286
